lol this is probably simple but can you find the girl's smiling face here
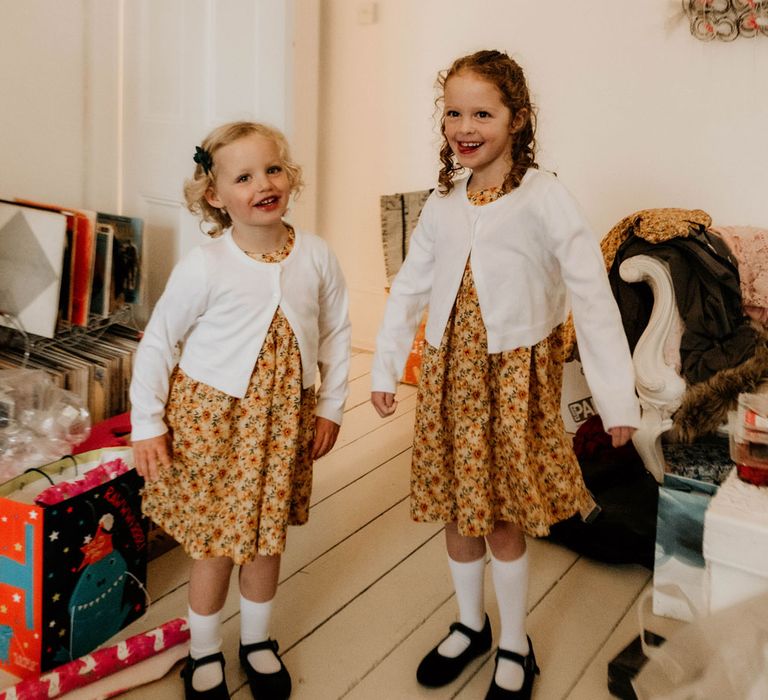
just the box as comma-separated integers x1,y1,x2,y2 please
443,70,516,190
205,134,291,232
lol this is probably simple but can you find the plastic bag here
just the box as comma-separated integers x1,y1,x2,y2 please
0,369,90,479
633,591,768,699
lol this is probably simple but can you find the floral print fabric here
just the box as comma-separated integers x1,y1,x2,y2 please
141,226,317,562
410,187,594,538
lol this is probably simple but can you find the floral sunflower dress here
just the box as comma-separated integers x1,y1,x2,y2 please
141,226,317,563
410,187,595,538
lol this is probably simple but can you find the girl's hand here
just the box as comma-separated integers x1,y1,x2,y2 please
312,417,340,459
371,391,397,417
132,433,172,481
608,426,636,448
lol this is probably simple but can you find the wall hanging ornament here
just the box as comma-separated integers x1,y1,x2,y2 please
683,0,768,41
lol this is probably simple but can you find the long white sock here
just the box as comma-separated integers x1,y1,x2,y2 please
437,554,486,658
240,595,281,673
188,607,224,691
491,550,530,691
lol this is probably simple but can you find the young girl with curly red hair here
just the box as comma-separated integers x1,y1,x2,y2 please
372,50,639,699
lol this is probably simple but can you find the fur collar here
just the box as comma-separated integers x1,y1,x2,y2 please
670,325,768,443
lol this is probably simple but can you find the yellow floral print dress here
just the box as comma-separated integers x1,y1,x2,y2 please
411,188,594,538
141,226,317,563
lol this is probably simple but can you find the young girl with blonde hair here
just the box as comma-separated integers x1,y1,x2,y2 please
131,121,350,700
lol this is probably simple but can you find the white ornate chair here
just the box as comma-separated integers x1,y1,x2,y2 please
619,255,688,483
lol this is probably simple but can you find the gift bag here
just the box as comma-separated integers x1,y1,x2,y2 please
380,190,432,388
560,359,595,433
0,448,148,679
402,312,427,386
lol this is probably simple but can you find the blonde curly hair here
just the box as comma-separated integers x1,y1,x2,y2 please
183,121,304,237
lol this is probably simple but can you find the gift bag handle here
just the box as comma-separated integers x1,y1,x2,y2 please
633,589,711,700
22,467,56,486
61,454,79,475
636,587,697,687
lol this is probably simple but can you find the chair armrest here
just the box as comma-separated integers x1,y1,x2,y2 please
619,255,688,482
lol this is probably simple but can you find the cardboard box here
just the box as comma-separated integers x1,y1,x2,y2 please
704,469,768,613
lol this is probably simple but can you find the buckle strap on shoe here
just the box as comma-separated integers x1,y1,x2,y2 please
188,651,226,672
240,638,279,655
496,647,539,675
448,620,485,644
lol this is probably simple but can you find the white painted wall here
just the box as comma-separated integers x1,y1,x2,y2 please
316,0,768,349
0,1,87,206
0,0,123,214
3,1,767,351
1,0,310,326
120,0,299,321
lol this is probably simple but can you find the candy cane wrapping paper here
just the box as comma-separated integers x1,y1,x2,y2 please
0,618,189,700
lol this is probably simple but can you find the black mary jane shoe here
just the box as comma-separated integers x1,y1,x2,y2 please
239,639,292,700
416,614,492,687
485,637,540,700
180,652,230,700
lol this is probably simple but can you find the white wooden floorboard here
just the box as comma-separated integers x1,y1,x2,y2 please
310,405,415,506
116,382,410,618
0,350,676,700
231,503,443,698
343,366,417,410
348,352,375,383
119,448,423,697
260,530,449,700
118,387,416,631
567,582,684,700
333,393,417,452
344,537,580,699
281,449,412,580
456,559,650,700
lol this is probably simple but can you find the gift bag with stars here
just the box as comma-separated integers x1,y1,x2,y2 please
0,447,148,679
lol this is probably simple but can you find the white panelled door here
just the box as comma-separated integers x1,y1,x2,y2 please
119,0,294,321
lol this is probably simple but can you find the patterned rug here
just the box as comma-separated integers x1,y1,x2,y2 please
663,435,733,485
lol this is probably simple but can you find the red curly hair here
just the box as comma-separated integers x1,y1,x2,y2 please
436,50,538,195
